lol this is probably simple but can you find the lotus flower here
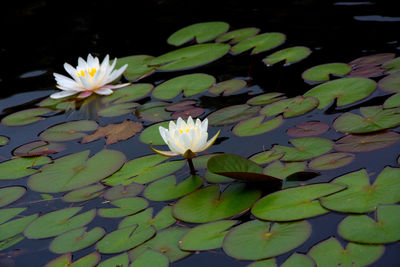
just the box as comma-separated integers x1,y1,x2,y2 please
50,54,130,99
152,117,220,159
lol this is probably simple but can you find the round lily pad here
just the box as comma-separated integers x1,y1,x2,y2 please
143,175,203,201
308,237,384,267
0,156,52,180
281,253,316,267
349,53,395,68
98,103,139,117
252,183,344,221
49,226,105,254
249,149,284,165
208,79,247,96
232,115,283,137
308,152,355,170
101,83,153,104
263,46,311,66
166,100,197,111
44,252,100,267
130,249,169,267
378,71,400,93
98,197,148,218
115,55,156,81
39,120,98,142
139,121,170,145
118,206,176,231
303,77,376,109
0,213,38,241
247,258,277,267
103,183,144,201
204,170,234,184
38,96,77,111
0,136,9,146
263,161,306,179
272,137,334,161
97,253,129,267
333,106,400,134
222,219,311,260
152,73,215,100
247,92,286,106
171,107,204,119
28,149,125,193
348,65,386,78
0,186,26,207
382,57,400,74
62,184,105,203
135,102,170,122
286,121,329,137
149,43,230,71
231,32,286,55
24,207,96,239
173,183,261,223
167,21,229,46
1,108,53,126
338,204,400,244
179,220,238,251
13,140,65,157
207,104,260,126
384,93,400,108
334,131,400,152
259,96,318,118
320,167,400,213
302,63,352,82
216,27,260,44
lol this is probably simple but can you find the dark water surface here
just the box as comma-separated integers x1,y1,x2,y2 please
1,1,400,266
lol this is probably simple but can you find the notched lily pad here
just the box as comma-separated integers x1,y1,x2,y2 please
263,46,311,66
247,92,286,106
118,206,176,231
62,184,105,203
98,102,139,117
39,120,98,142
334,131,400,152
232,115,284,137
382,57,400,74
101,83,153,104
13,140,65,157
308,152,355,170
44,252,100,267
103,183,144,201
349,53,395,68
208,79,247,96
1,108,53,126
0,186,26,207
384,93,400,108
0,156,52,180
260,96,318,118
231,32,286,55
249,149,285,165
263,161,306,179
216,27,260,44
302,63,352,82
378,71,400,93
135,101,171,122
98,197,148,218
115,55,156,81
286,121,329,137
0,213,38,242
207,104,260,126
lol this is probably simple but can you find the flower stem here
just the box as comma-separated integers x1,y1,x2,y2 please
187,158,197,176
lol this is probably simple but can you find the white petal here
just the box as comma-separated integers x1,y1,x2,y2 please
159,126,169,145
176,117,184,129
79,75,93,90
151,147,179,157
187,116,194,128
199,130,220,152
77,57,88,69
95,88,113,95
105,64,127,84
201,118,208,132
195,118,202,127
50,90,78,99
179,133,193,150
56,85,85,92
101,83,130,90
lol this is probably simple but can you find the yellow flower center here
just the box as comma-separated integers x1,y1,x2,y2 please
77,68,98,77
179,129,190,134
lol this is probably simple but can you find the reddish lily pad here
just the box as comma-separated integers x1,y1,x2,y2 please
378,72,400,93
308,152,355,170
115,55,156,81
13,140,65,157
302,63,352,82
39,120,98,142
1,108,53,127
0,186,26,208
171,107,204,119
349,53,395,68
247,92,286,106
334,131,400,152
260,96,318,118
231,32,286,55
286,121,329,137
216,27,260,44
232,115,283,137
208,79,247,96
207,104,260,126
263,46,311,66
348,65,387,78
166,100,197,111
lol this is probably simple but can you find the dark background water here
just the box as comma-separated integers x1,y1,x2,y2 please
1,0,400,266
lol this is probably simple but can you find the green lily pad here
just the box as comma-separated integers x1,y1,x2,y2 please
62,184,105,203
208,79,247,96
97,253,129,267
0,136,9,146
179,220,237,251
49,226,105,254
232,115,284,137
0,234,25,251
248,253,315,267
334,131,400,152
378,72,400,93
98,102,139,117
0,213,37,241
139,121,170,145
207,104,260,126
384,93,400,108
0,156,52,180
44,252,100,267
103,183,144,201
0,208,26,225
143,175,203,201
152,73,215,100
24,207,96,239
173,183,261,223
252,183,344,221
115,55,156,81
308,152,355,170
38,96,77,111
103,154,184,185
216,27,260,43
333,106,400,134
231,32,286,55
286,121,329,137
222,219,311,260
302,63,352,82
247,258,277,267
167,21,229,46
247,92,286,106
101,83,153,104
149,43,230,71
263,46,311,66
207,153,281,182
13,140,65,157
272,137,334,161
0,186,26,207
303,77,376,109
308,237,384,267
1,108,53,126
118,206,176,231
128,226,191,263
135,101,171,122
205,170,234,183
96,224,156,254
28,149,125,193
98,197,148,218
130,249,169,267
249,149,284,165
338,204,400,244
320,167,400,213
39,120,98,142
382,57,400,74
263,161,306,179
259,96,318,118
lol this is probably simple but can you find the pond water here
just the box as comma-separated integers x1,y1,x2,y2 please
1,1,400,266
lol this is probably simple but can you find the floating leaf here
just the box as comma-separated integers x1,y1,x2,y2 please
179,220,237,251
98,102,139,117
333,106,400,134
320,167,400,213
44,252,100,267
349,53,395,68
139,121,170,145
166,100,197,111
281,253,316,267
222,220,311,260
232,115,283,137
24,207,96,239
81,120,143,145
173,183,261,223
49,227,105,254
231,32,286,55
208,79,247,96
13,140,65,157
101,83,153,104
38,96,76,111
263,46,311,66
378,72,400,93
382,57,400,74
143,175,203,201
216,27,260,44
97,253,129,267
308,153,355,170
149,43,230,71
302,63,352,82
0,213,37,241
62,184,105,203
171,107,204,119
167,21,229,46
39,120,98,142
152,73,215,100
308,237,384,267
103,183,144,201
207,104,260,126
259,96,318,118
1,108,53,126
348,65,386,78
0,208,26,225
135,101,171,122
247,258,277,267
286,121,329,137
303,77,376,109
384,93,400,108
338,204,400,244
28,149,125,193
0,156,51,180
263,161,306,179
204,171,234,184
334,131,400,152
0,234,24,251
115,56,156,81
130,249,169,267
249,150,284,165
0,186,26,207
0,136,9,146
252,183,344,221
118,206,176,231
98,197,148,218
247,92,286,106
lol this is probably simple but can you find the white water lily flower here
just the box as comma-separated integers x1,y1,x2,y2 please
50,54,130,99
152,116,220,158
